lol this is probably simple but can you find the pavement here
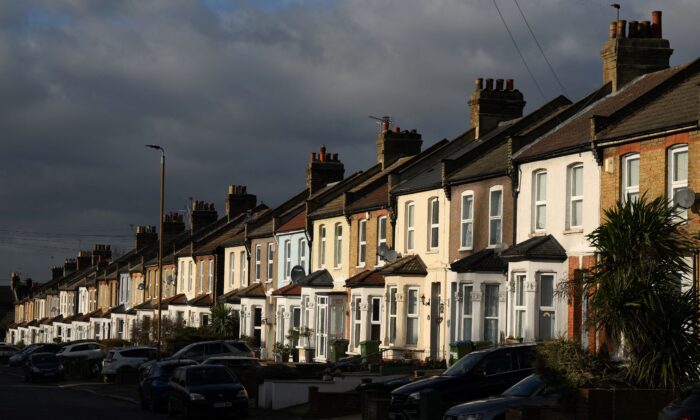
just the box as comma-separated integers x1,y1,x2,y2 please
0,365,360,419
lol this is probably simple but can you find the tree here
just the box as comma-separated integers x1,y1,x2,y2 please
210,303,239,339
584,195,700,389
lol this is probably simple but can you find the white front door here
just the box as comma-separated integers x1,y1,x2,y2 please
316,296,328,359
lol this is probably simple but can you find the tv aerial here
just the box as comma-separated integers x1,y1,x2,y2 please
369,115,392,132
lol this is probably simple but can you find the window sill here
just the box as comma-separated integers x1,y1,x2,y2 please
563,228,583,235
528,232,547,238
425,250,439,255
458,247,474,252
356,264,366,269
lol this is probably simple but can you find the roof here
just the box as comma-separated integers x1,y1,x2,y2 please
277,209,306,233
307,170,374,219
236,282,266,298
345,183,388,214
379,255,427,277
162,293,188,306
446,142,510,183
297,269,334,288
110,304,137,315
271,283,302,296
450,249,507,273
218,288,241,304
133,300,155,311
345,270,385,288
517,64,690,161
189,293,214,307
500,234,567,262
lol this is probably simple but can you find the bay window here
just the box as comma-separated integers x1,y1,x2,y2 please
462,284,473,340
514,274,526,339
406,287,419,345
388,287,397,345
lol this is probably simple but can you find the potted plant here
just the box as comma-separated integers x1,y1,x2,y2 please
286,328,301,362
273,342,291,363
298,327,314,362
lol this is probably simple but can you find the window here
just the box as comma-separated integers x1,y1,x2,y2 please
298,239,307,270
352,296,362,349
406,288,419,345
334,223,343,268
489,187,503,246
406,202,415,252
533,170,547,231
568,164,583,228
483,284,500,344
284,240,292,279
428,197,439,250
267,243,274,280
462,284,473,340
255,245,261,282
252,306,263,345
188,261,193,291
622,154,640,202
514,274,526,339
388,287,397,345
207,260,213,292
538,274,555,340
229,252,235,287
358,219,367,266
370,297,381,341
460,192,474,249
669,145,689,216
240,251,247,287
198,261,204,293
377,217,387,261
319,225,327,267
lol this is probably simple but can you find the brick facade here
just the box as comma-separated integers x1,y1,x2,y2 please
348,209,392,277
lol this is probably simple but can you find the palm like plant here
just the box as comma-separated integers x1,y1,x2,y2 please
210,303,239,338
584,195,700,389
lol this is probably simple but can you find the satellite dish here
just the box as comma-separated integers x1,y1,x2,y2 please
290,265,306,283
674,187,697,209
377,244,390,259
137,282,145,290
384,250,399,263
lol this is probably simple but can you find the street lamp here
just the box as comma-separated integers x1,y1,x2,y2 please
146,144,165,360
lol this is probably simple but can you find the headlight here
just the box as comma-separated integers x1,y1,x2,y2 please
189,393,205,401
236,389,248,399
408,392,421,401
457,414,483,420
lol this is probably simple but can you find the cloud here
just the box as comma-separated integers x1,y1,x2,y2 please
1,0,699,280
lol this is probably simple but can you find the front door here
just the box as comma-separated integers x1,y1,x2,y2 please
316,296,328,359
430,282,441,360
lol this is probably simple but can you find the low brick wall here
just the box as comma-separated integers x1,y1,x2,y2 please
308,386,361,417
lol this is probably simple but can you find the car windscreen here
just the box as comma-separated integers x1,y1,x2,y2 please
443,352,484,377
186,367,237,386
31,354,60,367
502,375,543,397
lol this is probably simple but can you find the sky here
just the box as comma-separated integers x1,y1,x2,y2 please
1,0,699,284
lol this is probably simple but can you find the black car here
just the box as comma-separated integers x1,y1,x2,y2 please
168,340,255,363
167,365,249,418
24,352,64,383
9,344,61,367
389,344,535,420
658,387,700,420
138,359,197,411
443,374,559,420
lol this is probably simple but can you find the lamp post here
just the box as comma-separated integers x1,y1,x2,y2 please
146,144,165,360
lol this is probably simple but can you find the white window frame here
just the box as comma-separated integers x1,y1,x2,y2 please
428,197,439,250
319,225,327,268
461,284,473,340
514,274,526,339
208,259,213,292
405,202,415,252
483,284,500,344
460,192,474,250
388,286,397,345
668,145,689,217
334,223,343,268
538,273,556,341
298,239,307,270
377,217,387,261
568,164,584,229
229,252,235,287
622,153,640,203
370,296,382,342
188,261,194,292
358,219,367,267
267,243,274,281
198,261,204,293
406,287,420,346
239,251,247,287
284,240,292,280
488,186,503,247
352,296,362,350
533,170,547,231
254,245,261,282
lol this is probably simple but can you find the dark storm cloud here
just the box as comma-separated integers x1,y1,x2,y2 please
1,0,699,281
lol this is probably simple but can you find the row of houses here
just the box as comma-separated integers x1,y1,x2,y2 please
5,10,700,362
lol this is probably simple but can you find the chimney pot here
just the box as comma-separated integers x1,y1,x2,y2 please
640,21,650,38
505,79,514,91
332,153,338,161
651,10,662,38
475,77,483,91
495,79,504,90
311,152,317,161
609,21,617,39
616,20,627,38
393,126,400,133
628,21,638,38
485,78,494,90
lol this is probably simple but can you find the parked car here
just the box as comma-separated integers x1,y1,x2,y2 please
9,344,61,367
389,344,535,420
0,345,20,360
443,374,559,420
659,387,700,420
23,352,65,383
201,356,261,373
168,340,255,363
167,364,249,418
138,359,198,411
57,342,104,360
102,346,157,382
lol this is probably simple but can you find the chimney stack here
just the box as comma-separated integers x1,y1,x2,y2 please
376,125,423,169
135,225,158,250
469,77,525,138
226,185,257,222
91,244,112,265
306,146,345,195
10,272,20,290
76,250,92,271
190,201,218,233
63,259,77,276
163,212,185,245
601,10,672,91
51,266,63,281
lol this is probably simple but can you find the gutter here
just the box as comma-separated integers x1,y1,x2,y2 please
595,123,697,147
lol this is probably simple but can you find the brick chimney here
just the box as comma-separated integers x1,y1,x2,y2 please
306,146,345,195
601,11,673,92
51,266,63,281
91,244,112,265
226,185,257,222
469,77,525,138
10,272,20,290
63,259,77,276
190,201,218,233
376,124,423,169
135,225,158,250
76,250,92,271
163,212,185,245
